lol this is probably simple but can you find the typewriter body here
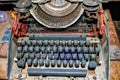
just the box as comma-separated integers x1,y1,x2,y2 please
6,0,110,80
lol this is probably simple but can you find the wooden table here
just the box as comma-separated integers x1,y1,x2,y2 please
106,10,120,80
0,10,120,80
0,11,12,79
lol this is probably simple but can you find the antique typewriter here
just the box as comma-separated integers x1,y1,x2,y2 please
1,0,110,80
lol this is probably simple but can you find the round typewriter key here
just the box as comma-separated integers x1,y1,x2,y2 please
72,54,77,60
68,40,72,46
39,60,44,66
60,54,65,60
71,47,75,53
65,46,69,53
56,40,60,46
29,53,35,60
47,46,51,52
27,59,32,67
91,54,96,60
57,60,61,67
17,53,23,60
35,53,41,59
53,46,57,52
81,59,86,68
63,60,67,67
78,54,83,61
33,59,38,67
17,47,22,53
23,46,28,53
54,53,59,59
29,46,34,53
69,60,73,68
32,40,37,46
21,39,26,46
62,40,66,46
35,46,40,53
45,60,50,67
74,40,78,46
17,59,25,69
24,53,29,60
79,40,84,46
50,40,54,46
26,40,31,46
44,40,48,46
59,46,63,52
85,40,90,46
66,54,71,60
84,54,89,61
51,60,56,67
75,60,80,68
88,61,97,70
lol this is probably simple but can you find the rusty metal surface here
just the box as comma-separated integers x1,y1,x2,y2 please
0,9,120,79
106,10,120,46
30,4,83,28
106,9,120,80
39,0,79,17
106,9,120,61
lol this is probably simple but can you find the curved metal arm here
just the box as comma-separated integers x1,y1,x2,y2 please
31,0,51,3
31,0,83,4
66,0,83,2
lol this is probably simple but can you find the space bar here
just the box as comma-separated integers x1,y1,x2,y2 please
28,68,87,77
